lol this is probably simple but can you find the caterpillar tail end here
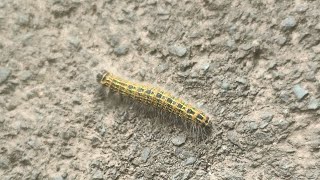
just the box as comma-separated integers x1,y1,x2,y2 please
96,70,109,84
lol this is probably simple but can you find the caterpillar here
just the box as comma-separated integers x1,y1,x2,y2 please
97,70,210,127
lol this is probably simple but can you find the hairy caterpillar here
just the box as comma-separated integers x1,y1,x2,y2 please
97,70,210,127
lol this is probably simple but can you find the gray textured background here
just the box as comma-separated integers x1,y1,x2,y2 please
0,0,320,179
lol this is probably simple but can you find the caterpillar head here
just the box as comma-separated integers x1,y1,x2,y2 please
96,70,110,84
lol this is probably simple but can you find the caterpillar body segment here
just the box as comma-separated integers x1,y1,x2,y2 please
97,70,210,126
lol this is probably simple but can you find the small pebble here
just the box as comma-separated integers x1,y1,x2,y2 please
131,158,141,166
95,124,106,136
171,135,186,146
305,72,316,81
16,14,30,26
200,63,210,74
0,2,5,8
147,0,157,5
157,7,169,15
8,149,23,163
179,61,195,72
276,35,287,46
279,91,290,103
50,175,64,180
221,80,230,90
30,170,41,180
168,44,187,57
272,119,290,130
138,70,146,81
72,96,82,105
227,131,241,147
236,77,247,84
172,171,184,180
236,51,247,60
61,148,75,158
240,43,252,51
248,121,258,132
281,16,297,30
222,120,235,129
62,128,77,140
309,140,320,150
0,116,4,124
92,170,104,180
0,157,9,169
278,145,296,153
106,35,120,47
114,45,128,56
183,157,197,166
254,132,273,145
68,36,81,49
141,147,150,162
155,64,169,73
91,137,102,147
312,44,320,54
0,67,11,84
172,170,191,180
259,121,269,129
260,112,274,122
6,100,18,111
19,70,32,81
226,39,237,52
293,84,308,100
295,4,308,13
307,98,319,110
21,33,34,46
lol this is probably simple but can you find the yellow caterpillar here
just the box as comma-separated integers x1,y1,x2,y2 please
97,70,210,127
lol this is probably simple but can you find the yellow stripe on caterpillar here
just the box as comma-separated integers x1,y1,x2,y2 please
97,70,210,126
